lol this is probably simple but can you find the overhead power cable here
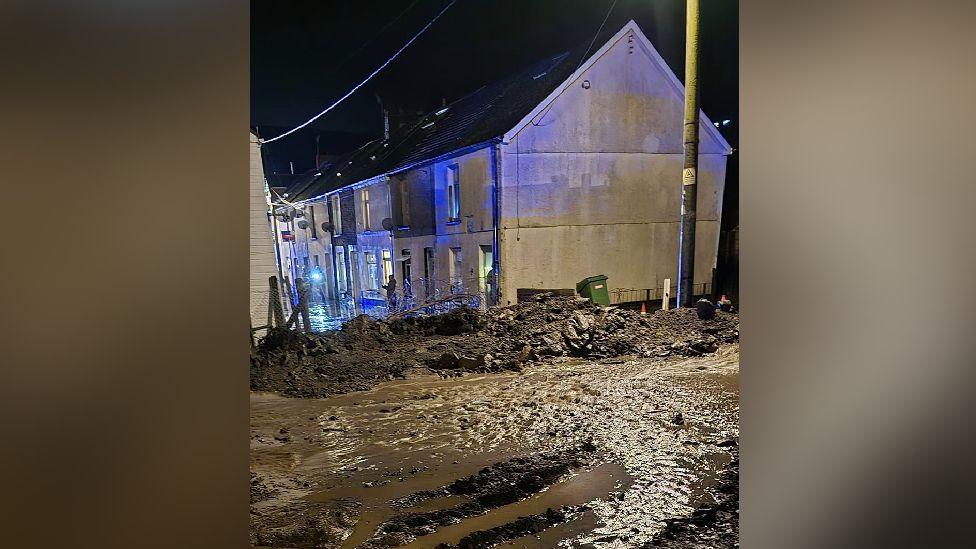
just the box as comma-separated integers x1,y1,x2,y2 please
260,0,457,145
533,0,618,127
327,0,422,76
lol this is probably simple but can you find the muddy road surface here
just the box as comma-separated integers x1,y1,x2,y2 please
251,344,738,548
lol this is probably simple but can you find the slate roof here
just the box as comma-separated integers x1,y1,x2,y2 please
288,46,586,201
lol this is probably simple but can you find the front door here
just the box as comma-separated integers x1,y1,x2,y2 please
479,245,494,303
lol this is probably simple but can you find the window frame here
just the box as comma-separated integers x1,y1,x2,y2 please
446,164,460,222
364,251,379,291
308,204,318,239
331,195,343,234
361,188,371,230
381,249,393,282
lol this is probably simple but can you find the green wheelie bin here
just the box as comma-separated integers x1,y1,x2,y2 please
576,275,610,306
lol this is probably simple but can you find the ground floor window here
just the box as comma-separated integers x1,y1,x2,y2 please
336,247,348,292
479,245,494,297
449,247,463,291
382,249,393,282
364,251,379,291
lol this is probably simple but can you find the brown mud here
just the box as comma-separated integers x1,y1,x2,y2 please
251,294,738,398
250,341,739,547
649,445,739,548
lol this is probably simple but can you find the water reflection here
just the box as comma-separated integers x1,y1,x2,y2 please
305,299,389,332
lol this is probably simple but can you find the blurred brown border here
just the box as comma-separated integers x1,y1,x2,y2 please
741,1,976,547
0,2,248,547
1,1,975,547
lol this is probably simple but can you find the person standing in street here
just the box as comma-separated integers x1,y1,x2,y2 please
383,274,398,312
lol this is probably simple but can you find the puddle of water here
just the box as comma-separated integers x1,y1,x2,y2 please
400,462,632,548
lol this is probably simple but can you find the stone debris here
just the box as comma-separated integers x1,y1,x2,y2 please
251,293,738,398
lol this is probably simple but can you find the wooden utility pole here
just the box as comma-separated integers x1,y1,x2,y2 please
678,0,700,308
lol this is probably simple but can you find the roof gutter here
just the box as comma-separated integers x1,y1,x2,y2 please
302,137,505,204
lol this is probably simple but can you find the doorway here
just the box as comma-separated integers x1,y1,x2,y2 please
423,247,435,298
479,245,494,301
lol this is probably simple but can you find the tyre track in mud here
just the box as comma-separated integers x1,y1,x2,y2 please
250,345,738,548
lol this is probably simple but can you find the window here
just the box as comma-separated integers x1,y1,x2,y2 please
449,246,463,284
336,247,348,292
401,249,412,283
398,180,411,226
479,245,494,293
313,254,320,266
381,249,393,282
446,164,460,221
331,195,342,234
308,204,317,239
364,252,379,291
361,188,371,230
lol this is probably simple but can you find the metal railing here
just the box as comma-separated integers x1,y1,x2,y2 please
385,274,493,316
609,282,712,305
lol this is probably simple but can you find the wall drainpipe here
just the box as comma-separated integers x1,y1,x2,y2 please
490,141,502,306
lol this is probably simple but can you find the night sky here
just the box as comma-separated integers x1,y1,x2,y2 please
252,0,737,170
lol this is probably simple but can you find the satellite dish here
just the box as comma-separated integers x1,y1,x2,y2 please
321,221,333,233
381,218,394,231
297,219,308,230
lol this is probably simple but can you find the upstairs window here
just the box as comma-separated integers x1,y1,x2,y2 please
308,204,318,239
446,164,460,222
398,179,411,226
331,195,342,234
361,188,371,230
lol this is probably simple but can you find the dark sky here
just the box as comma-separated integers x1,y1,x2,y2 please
252,0,737,174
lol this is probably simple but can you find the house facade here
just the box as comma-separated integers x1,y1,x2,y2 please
249,133,281,331
279,20,731,312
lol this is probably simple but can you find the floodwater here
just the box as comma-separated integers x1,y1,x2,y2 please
304,299,381,333
250,345,739,547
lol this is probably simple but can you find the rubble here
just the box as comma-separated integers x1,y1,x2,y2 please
250,294,738,398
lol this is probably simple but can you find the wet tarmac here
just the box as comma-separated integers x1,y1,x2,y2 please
250,345,739,547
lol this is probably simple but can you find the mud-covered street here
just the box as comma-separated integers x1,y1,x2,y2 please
250,342,738,548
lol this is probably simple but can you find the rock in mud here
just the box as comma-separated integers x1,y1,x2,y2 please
695,299,716,320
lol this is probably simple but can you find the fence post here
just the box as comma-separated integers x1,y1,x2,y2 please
283,276,293,309
296,278,312,333
662,278,671,311
268,276,285,328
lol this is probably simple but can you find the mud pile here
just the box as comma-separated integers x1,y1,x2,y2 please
251,294,738,398
250,311,497,397
483,294,738,364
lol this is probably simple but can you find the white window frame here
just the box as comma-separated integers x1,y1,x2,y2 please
331,195,342,234
364,251,379,291
381,249,393,282
446,164,460,221
361,188,371,230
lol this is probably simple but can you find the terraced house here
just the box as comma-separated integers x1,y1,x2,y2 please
281,20,731,313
